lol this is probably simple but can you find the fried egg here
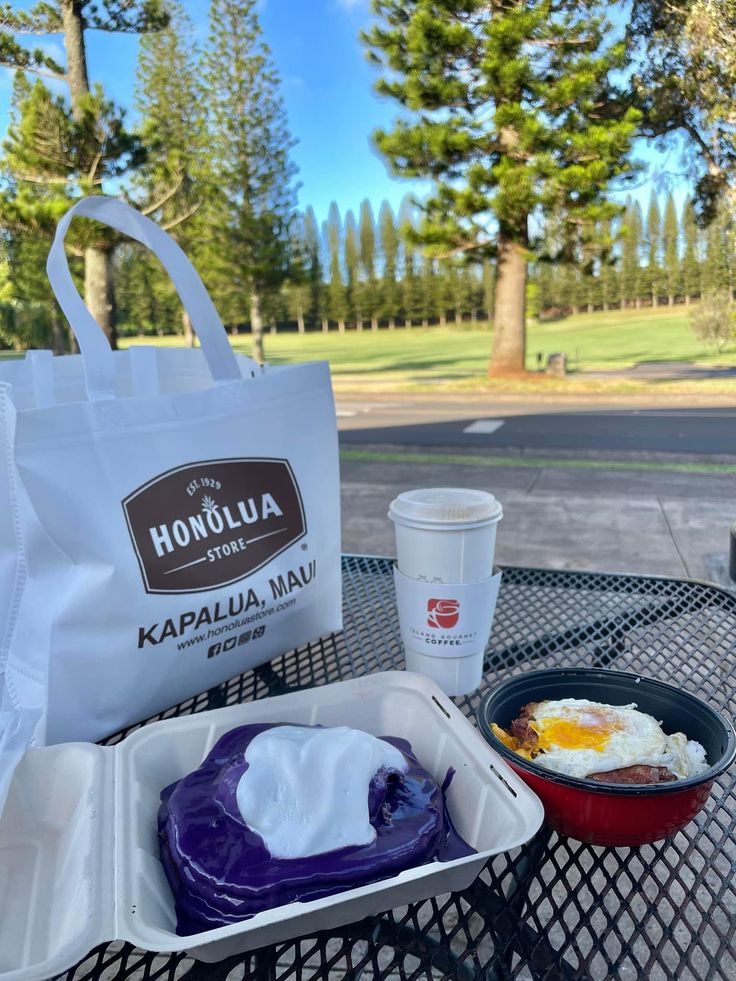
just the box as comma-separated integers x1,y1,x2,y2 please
496,698,708,780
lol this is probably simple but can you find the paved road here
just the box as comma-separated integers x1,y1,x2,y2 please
337,400,736,456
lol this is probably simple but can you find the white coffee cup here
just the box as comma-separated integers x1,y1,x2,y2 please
388,488,503,696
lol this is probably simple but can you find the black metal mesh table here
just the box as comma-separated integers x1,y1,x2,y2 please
61,556,736,981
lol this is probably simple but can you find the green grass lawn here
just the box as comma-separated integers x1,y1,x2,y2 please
115,304,736,394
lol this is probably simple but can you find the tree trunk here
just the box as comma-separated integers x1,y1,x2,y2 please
422,317,429,327
603,301,609,312
338,319,345,333
183,310,195,347
63,6,120,350
371,316,378,331
453,309,460,325
250,290,265,365
652,291,658,309
51,311,66,355
85,246,117,348
489,230,528,376
322,318,329,332
471,307,477,323
439,311,446,326
297,295,305,333
635,297,641,309
587,303,593,313
66,321,78,353
388,317,396,329
668,294,674,307
685,294,691,306
61,1,90,115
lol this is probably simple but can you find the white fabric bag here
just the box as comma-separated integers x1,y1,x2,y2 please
0,196,342,810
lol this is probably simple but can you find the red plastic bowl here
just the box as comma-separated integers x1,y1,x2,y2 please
477,668,736,846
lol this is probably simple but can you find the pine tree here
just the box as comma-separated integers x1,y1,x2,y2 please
681,197,700,305
621,199,643,308
378,201,399,328
535,261,553,316
630,1,736,216
702,220,722,294
344,210,361,329
364,1,639,375
418,254,435,327
303,207,323,330
444,263,460,325
662,191,680,307
133,2,205,345
325,203,346,332
285,213,308,333
358,199,379,330
0,196,66,351
571,264,587,315
203,0,299,363
436,258,453,326
598,219,617,311
646,192,662,307
0,1,167,347
398,197,418,327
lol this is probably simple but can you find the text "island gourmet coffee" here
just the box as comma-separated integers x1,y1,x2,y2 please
123,458,306,594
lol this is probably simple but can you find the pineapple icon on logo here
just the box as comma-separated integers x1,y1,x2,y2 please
201,494,219,516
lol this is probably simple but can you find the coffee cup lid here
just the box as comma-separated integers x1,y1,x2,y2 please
388,487,502,528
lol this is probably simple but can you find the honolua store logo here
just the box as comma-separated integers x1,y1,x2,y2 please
123,458,306,594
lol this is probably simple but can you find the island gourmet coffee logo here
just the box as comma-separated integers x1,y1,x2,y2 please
427,598,460,629
123,458,306,594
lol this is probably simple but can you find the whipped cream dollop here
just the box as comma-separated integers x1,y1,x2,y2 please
235,725,409,859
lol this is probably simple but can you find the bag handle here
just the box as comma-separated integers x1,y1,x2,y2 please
47,196,248,401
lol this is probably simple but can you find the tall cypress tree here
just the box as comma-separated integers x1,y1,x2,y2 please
133,2,204,344
620,198,643,308
702,214,726,295
681,197,699,305
325,203,346,332
203,0,299,363
598,219,617,311
418,254,435,327
358,199,379,330
704,204,735,298
662,191,680,307
646,192,661,308
398,196,418,327
364,1,639,375
436,258,454,326
344,210,361,329
285,213,308,333
0,1,167,347
303,206,323,330
378,200,399,328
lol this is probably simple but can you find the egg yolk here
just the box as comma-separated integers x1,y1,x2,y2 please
531,714,619,752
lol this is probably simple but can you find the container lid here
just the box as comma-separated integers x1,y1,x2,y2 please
388,488,502,528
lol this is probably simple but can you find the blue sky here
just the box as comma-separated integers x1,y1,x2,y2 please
0,0,690,226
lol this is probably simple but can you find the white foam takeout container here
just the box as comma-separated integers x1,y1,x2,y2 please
0,670,544,980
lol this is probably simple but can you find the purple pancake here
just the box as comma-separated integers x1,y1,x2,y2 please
158,723,475,935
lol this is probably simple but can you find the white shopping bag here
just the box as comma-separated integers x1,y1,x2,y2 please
0,196,342,811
